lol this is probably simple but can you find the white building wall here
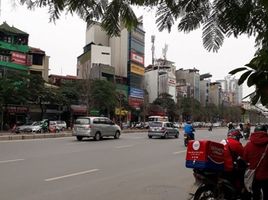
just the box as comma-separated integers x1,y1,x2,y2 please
85,23,109,46
109,29,128,78
91,45,111,66
144,70,158,103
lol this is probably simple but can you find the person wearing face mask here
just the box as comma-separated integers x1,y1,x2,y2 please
243,125,268,200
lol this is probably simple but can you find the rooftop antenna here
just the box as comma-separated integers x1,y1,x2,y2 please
151,35,155,66
162,43,168,60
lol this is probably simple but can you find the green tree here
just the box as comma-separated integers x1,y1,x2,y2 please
89,80,117,117
18,0,268,105
59,80,83,105
0,72,30,105
153,93,177,121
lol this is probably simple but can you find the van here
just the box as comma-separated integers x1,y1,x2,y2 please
72,117,121,141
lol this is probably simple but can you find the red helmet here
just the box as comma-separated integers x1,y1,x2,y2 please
227,129,243,140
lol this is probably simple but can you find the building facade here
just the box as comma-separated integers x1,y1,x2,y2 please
217,75,243,106
144,58,176,103
175,68,200,101
0,22,49,81
78,21,145,118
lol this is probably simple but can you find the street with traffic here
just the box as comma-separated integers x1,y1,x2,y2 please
0,127,238,200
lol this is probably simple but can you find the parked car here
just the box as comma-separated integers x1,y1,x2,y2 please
72,117,121,141
148,121,179,139
49,120,67,131
23,119,49,133
15,122,35,133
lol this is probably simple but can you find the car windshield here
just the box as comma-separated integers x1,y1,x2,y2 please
149,122,163,127
75,118,90,125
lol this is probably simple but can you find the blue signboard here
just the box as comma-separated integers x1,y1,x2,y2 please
129,87,144,99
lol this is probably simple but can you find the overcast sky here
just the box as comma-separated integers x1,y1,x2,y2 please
1,1,256,97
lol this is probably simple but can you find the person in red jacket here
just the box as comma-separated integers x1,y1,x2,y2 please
220,129,245,195
243,125,268,200
221,129,244,171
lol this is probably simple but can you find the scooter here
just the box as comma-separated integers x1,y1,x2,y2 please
188,169,252,200
184,133,195,147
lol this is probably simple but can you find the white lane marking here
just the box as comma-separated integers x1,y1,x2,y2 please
173,150,186,155
0,159,25,164
0,137,69,143
45,169,100,182
115,145,134,149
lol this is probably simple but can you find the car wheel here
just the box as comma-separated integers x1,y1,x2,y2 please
164,133,168,139
114,131,120,139
76,136,83,141
148,135,152,139
94,132,101,141
175,133,179,138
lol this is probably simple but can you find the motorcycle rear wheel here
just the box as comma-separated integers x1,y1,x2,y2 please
194,185,217,200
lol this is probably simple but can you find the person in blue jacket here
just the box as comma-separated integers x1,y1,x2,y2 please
184,120,195,140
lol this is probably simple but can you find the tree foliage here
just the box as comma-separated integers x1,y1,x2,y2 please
89,79,117,115
152,93,177,121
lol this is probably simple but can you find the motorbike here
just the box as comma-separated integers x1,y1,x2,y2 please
184,133,195,147
188,168,252,200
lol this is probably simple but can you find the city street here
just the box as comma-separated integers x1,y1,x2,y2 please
0,128,236,200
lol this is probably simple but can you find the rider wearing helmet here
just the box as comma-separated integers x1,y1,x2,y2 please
221,129,245,194
184,120,195,140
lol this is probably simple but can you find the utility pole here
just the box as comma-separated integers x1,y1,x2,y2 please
151,35,155,66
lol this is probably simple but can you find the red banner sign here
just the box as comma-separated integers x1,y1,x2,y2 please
128,97,144,108
11,52,27,65
131,52,144,65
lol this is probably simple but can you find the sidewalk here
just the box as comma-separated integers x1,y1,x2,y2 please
0,128,146,141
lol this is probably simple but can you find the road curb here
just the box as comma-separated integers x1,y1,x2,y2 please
0,130,146,141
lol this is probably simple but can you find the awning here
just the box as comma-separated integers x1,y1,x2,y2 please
70,105,87,115
0,61,28,71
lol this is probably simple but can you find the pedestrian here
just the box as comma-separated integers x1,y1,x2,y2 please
228,122,235,130
243,122,251,140
243,124,268,200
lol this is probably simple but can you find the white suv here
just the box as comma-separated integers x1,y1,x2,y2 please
72,117,121,141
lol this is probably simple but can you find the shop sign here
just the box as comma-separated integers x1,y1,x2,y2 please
90,110,100,116
128,97,144,108
168,78,176,86
115,108,128,116
11,52,27,65
129,87,144,99
131,63,144,76
6,106,28,113
70,105,87,115
131,52,144,65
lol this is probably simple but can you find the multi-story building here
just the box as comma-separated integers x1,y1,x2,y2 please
175,68,200,101
199,73,212,107
144,58,176,103
77,20,145,120
217,75,243,106
209,82,222,107
77,42,114,81
0,22,50,129
0,22,49,81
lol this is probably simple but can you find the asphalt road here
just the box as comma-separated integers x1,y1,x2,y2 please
0,128,240,200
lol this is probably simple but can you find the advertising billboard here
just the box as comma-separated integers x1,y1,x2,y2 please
131,52,144,65
131,63,144,76
128,97,144,108
11,52,27,65
129,87,144,99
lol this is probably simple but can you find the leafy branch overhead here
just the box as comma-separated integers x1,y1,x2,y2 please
18,0,268,105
